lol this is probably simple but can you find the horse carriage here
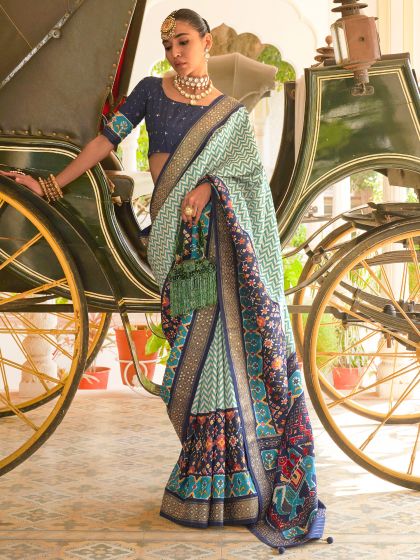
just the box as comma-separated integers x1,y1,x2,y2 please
0,0,419,492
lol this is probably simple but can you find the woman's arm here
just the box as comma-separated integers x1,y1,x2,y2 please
56,135,115,188
0,134,115,196
181,181,212,225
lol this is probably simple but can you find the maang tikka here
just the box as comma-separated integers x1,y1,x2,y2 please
161,11,177,41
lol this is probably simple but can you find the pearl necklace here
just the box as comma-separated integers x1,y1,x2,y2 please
176,74,210,88
173,74,213,105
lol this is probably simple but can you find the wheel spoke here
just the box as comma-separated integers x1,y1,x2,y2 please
0,278,67,307
318,328,382,370
359,371,420,452
352,267,382,297
0,189,89,477
361,258,420,338
0,348,11,401
305,225,420,489
0,327,78,334
0,313,50,392
319,351,414,359
353,337,387,393
0,392,39,430
408,424,420,475
399,261,409,301
407,238,420,299
0,393,39,432
13,312,75,361
0,233,43,272
0,355,64,386
331,298,419,350
328,359,418,407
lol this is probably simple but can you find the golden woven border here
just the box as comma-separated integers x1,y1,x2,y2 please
150,96,240,223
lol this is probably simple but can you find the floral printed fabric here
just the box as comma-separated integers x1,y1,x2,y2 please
148,103,326,549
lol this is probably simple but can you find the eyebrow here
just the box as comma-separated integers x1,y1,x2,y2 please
162,33,189,44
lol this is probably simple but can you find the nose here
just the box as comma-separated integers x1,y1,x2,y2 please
172,44,182,58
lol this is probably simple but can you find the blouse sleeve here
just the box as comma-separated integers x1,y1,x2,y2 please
101,77,150,147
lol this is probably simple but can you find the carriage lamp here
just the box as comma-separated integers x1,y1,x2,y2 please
330,0,381,95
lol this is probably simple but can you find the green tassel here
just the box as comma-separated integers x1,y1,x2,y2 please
168,258,217,316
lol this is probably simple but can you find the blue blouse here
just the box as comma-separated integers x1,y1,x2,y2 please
101,76,225,157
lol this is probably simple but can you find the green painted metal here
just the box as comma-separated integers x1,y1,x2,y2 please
272,55,420,244
0,1,418,316
0,138,160,311
0,0,145,149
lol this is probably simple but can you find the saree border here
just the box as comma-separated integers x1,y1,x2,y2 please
166,207,220,441
180,207,217,434
213,187,326,548
212,190,272,520
150,96,241,223
161,489,259,527
167,304,219,441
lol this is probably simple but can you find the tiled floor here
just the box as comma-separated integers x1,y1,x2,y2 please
0,384,419,559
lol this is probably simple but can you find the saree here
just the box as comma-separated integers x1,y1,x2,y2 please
147,96,327,552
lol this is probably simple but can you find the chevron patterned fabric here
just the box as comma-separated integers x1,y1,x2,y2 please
147,103,326,553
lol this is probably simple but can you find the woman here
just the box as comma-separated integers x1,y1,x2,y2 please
0,8,328,554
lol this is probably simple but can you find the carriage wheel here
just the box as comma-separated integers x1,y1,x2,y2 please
0,185,88,476
304,219,420,490
0,311,110,417
292,221,413,422
291,222,356,359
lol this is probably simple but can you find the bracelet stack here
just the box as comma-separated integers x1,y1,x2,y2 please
38,173,64,202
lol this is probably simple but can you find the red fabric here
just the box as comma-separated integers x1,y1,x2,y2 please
102,37,129,117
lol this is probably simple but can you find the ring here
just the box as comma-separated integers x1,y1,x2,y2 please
14,170,25,175
185,205,194,216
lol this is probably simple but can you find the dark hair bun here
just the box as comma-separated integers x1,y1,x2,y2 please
202,17,211,33
171,9,210,37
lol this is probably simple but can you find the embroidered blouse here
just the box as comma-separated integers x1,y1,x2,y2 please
101,76,225,157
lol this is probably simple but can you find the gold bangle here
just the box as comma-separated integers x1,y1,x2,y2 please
45,181,59,201
48,173,63,199
44,175,63,201
37,174,63,203
38,177,51,202
45,177,58,200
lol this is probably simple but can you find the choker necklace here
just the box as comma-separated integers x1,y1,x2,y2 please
174,74,213,105
176,74,210,88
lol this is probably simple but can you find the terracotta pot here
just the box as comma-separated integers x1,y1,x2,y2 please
78,366,110,390
332,366,362,390
114,327,159,386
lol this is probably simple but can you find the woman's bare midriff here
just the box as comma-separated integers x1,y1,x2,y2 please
149,152,171,185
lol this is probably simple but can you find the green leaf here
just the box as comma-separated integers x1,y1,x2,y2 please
145,334,163,355
257,46,296,91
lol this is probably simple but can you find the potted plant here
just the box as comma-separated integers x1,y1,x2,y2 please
53,309,113,390
332,326,366,390
144,320,170,365
78,364,111,390
114,315,169,386
78,313,116,390
114,324,156,386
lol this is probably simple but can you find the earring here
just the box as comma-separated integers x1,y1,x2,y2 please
204,48,210,60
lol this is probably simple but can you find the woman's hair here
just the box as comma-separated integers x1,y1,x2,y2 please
173,8,211,37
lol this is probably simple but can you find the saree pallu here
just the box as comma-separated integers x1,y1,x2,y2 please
147,96,326,552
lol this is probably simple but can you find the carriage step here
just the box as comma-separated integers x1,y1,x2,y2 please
343,202,420,229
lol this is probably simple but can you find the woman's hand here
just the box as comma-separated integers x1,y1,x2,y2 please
181,182,212,225
0,170,44,197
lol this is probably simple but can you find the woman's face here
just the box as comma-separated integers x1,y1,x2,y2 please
162,19,211,76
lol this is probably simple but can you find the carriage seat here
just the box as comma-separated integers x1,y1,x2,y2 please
105,170,134,202
104,170,149,262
